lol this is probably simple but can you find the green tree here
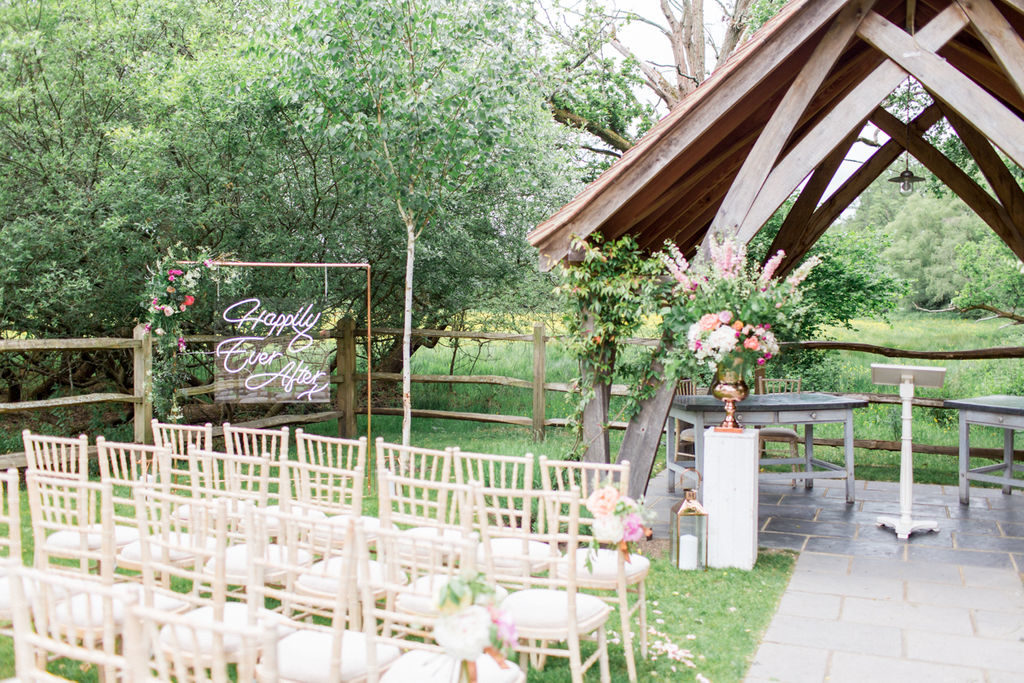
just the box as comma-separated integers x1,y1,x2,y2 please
953,233,1024,324
264,0,569,443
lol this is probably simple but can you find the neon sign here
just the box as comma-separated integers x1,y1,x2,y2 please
213,298,330,403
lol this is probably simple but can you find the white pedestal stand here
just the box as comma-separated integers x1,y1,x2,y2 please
703,428,758,570
872,364,946,540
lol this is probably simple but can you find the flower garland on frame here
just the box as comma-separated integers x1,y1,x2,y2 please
141,253,217,421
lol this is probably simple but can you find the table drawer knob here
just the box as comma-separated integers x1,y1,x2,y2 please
810,412,817,419
998,416,1004,423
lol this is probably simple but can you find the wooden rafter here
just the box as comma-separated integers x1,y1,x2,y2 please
940,39,1024,116
857,9,1024,167
959,0,1024,101
767,130,860,265
941,104,1024,230
710,0,880,238
871,106,1024,258
733,3,970,244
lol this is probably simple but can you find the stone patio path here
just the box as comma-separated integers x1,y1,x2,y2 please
646,472,1024,682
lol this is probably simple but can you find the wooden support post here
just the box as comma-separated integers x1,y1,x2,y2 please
133,324,152,444
532,323,546,442
337,318,357,438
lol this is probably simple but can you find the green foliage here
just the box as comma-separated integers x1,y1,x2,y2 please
953,232,1024,318
746,0,788,34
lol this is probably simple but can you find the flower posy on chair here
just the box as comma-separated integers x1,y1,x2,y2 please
434,571,517,682
585,483,655,569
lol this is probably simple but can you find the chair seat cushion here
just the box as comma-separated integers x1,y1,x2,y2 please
295,556,401,596
501,589,609,631
396,575,508,617
380,649,524,683
275,628,400,683
117,533,219,564
310,514,387,545
261,504,328,536
45,524,138,551
158,603,291,654
759,427,799,440
55,582,188,628
208,544,313,584
478,538,551,572
557,547,650,583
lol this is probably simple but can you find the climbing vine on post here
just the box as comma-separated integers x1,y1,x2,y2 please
555,234,664,460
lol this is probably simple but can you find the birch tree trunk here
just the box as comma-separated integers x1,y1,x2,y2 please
400,207,416,447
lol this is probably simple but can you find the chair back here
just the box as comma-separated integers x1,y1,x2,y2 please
757,377,802,394
377,470,472,534
8,563,134,681
452,448,533,490
21,430,89,478
290,431,367,516
0,468,22,564
26,472,115,578
152,420,213,458
375,438,455,483
189,446,275,511
223,423,290,462
677,378,696,396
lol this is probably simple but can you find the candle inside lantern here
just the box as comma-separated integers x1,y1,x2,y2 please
678,533,698,570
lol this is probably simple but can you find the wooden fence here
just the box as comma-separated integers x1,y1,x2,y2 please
4,322,1024,463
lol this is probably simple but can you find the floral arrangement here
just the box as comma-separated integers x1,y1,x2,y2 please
141,255,216,420
433,570,517,682
661,237,819,373
584,483,656,568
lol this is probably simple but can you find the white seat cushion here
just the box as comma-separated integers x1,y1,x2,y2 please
117,533,219,564
396,575,508,617
558,547,650,583
158,603,291,654
275,628,400,682
501,589,609,630
759,427,799,440
314,514,388,544
381,649,524,683
44,524,138,551
55,582,187,628
260,504,328,536
208,544,313,584
479,538,552,572
295,557,400,596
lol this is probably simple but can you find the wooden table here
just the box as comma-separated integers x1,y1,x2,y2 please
667,392,867,503
944,394,1024,505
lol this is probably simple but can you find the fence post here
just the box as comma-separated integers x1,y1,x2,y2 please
133,324,153,444
532,323,546,441
337,318,357,438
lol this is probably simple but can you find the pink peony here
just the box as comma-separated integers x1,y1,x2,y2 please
743,336,760,350
586,487,620,517
622,513,646,542
718,310,733,324
489,606,517,649
698,313,720,331
757,357,766,366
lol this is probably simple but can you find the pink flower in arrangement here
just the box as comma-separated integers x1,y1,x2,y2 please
177,337,186,352
718,310,733,324
167,274,175,282
761,250,785,282
163,306,174,316
698,313,720,331
183,295,195,306
586,487,620,517
144,323,151,332
743,336,760,351
489,606,517,648
179,304,187,312
152,298,159,307
622,512,646,542
203,259,214,268
757,357,766,366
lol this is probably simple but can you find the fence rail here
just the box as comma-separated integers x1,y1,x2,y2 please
4,322,1024,464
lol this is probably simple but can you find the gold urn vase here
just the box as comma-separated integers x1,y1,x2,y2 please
711,354,749,430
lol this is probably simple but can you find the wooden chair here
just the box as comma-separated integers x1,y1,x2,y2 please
152,419,213,458
377,469,473,544
0,468,23,635
125,600,280,683
223,423,290,462
21,430,89,479
539,457,644,682
669,378,700,492
27,472,117,576
494,485,610,683
756,376,803,485
8,563,135,683
375,438,456,483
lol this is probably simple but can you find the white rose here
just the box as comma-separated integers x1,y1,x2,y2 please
592,514,625,543
434,605,492,662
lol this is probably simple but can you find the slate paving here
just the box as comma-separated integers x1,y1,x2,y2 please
645,471,1024,682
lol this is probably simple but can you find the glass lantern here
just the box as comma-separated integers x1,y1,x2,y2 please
670,489,708,571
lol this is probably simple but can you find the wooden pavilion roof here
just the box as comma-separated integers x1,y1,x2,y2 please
529,0,1024,275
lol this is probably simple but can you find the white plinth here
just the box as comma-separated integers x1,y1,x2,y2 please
703,428,759,570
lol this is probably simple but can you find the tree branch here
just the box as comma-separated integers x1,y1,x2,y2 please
550,105,634,152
